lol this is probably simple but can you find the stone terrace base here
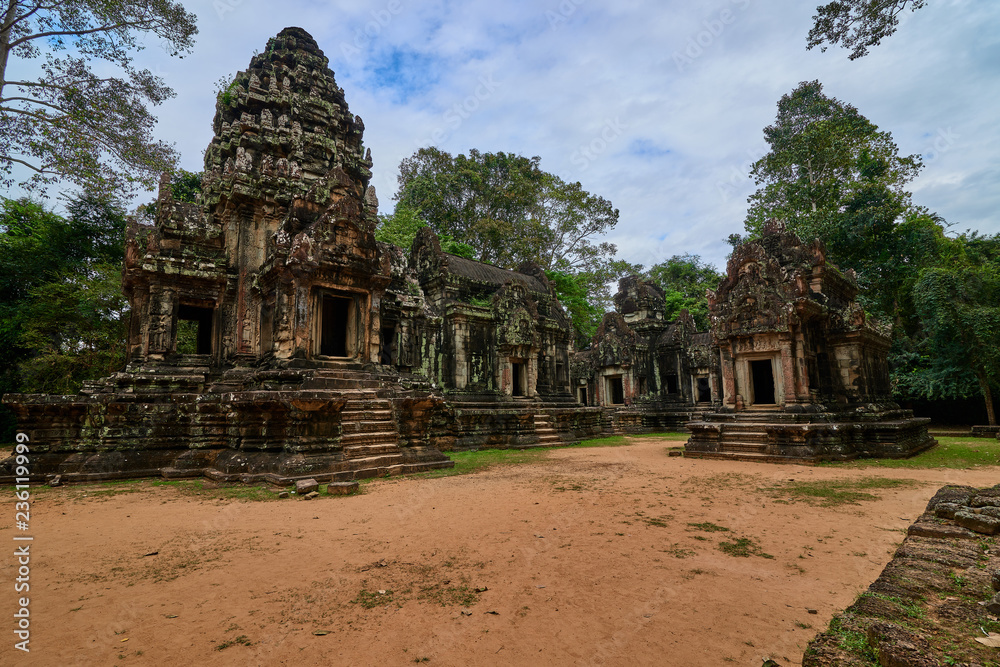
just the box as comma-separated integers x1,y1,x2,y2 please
684,407,936,464
803,484,1000,666
601,402,713,435
1,361,461,486
1,362,612,484
971,425,1000,438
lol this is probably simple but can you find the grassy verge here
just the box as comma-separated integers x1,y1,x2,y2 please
764,477,917,507
824,436,1000,470
416,432,684,479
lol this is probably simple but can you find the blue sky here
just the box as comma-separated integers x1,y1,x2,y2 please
21,0,1000,271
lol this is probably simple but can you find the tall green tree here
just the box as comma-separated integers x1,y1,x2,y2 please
745,80,921,240
396,147,548,268
395,146,637,344
544,270,603,348
807,1,927,60
644,254,723,330
911,244,1000,425
0,0,198,195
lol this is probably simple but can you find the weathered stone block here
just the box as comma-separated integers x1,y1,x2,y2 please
934,502,964,519
295,478,319,495
327,481,359,495
954,510,1000,535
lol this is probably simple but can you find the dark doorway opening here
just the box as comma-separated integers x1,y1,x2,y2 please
697,377,712,402
177,305,213,355
579,387,588,405
750,359,776,405
512,361,526,396
609,376,624,405
320,295,351,357
380,326,396,365
665,374,679,394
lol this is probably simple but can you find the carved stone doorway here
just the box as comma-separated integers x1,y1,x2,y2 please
750,359,776,405
320,294,353,358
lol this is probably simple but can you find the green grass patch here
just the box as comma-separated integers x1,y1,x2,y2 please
414,432,687,479
859,592,926,619
351,589,395,609
765,477,917,507
827,617,877,663
687,521,730,532
718,536,773,559
415,448,549,479
825,436,1000,470
215,635,251,651
571,435,630,448
149,479,281,501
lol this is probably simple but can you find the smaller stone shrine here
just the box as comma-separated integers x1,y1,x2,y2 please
684,221,936,463
571,275,722,432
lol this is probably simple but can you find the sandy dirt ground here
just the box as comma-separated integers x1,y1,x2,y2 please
3,435,999,666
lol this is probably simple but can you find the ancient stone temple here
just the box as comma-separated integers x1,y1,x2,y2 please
684,221,936,462
571,276,721,432
1,27,600,485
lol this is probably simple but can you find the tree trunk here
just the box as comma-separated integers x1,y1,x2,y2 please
0,0,20,95
977,372,997,426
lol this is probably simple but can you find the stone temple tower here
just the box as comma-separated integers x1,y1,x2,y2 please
124,26,387,368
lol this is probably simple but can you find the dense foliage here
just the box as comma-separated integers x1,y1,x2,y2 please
0,196,128,440
643,254,724,330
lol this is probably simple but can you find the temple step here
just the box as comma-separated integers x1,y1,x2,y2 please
341,430,398,445
347,453,405,467
341,409,394,422
301,377,383,390
341,420,398,434
721,431,770,445
719,442,769,454
343,444,401,458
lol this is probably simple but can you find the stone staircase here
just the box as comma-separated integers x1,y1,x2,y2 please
685,413,826,464
532,412,563,447
716,423,770,458
340,392,403,463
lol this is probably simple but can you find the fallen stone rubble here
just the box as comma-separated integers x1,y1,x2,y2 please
804,484,1000,666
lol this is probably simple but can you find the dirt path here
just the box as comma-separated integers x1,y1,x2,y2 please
3,436,998,666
